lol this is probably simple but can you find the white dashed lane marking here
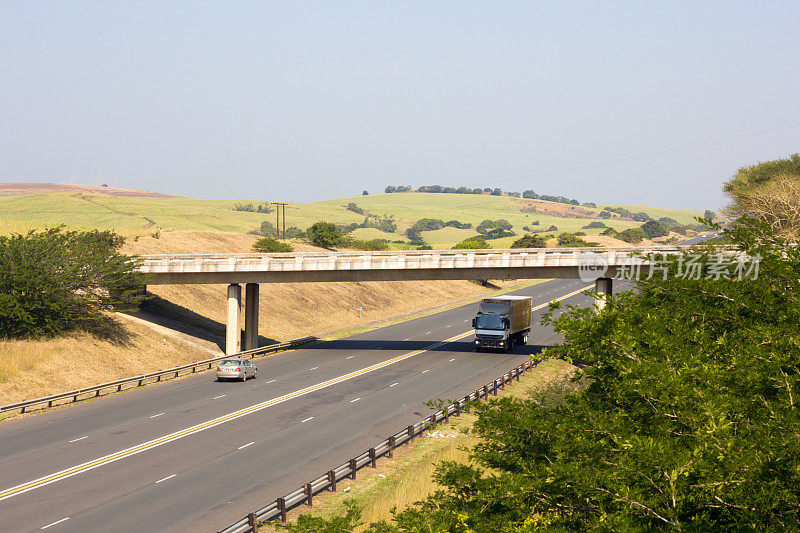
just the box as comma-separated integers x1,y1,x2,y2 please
149,413,164,419
301,417,314,423
69,436,87,443
40,517,69,529
238,442,254,450
350,397,361,403
155,474,176,484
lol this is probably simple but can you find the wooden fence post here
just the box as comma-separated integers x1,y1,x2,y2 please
328,470,337,492
369,448,376,468
388,436,396,458
350,458,357,480
305,482,313,506
248,512,259,532
277,498,287,523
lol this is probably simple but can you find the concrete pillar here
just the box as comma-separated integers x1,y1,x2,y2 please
226,283,242,355
244,283,260,350
594,277,613,313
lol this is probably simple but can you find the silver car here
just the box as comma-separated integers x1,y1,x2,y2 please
216,358,258,382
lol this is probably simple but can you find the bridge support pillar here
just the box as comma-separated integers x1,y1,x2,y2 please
244,283,260,350
594,277,613,313
226,283,242,355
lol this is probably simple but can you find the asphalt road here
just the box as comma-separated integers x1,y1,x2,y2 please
0,278,613,532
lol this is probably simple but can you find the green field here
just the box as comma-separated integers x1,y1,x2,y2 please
0,189,703,249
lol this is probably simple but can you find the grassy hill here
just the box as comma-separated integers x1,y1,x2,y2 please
0,185,704,249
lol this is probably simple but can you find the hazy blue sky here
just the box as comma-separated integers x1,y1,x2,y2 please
1,1,798,210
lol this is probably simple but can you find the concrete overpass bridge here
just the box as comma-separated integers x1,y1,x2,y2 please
138,246,735,354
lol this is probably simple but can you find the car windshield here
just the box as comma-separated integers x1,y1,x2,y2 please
475,314,505,330
219,360,240,366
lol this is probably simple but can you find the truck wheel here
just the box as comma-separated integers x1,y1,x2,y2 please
507,339,514,352
475,346,482,353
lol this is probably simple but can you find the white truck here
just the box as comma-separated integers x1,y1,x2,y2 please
472,296,532,352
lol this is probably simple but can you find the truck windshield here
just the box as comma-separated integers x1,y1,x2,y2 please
475,314,505,330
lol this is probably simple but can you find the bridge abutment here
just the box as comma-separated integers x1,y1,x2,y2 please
594,277,613,313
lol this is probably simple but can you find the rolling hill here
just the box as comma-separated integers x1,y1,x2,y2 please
0,184,705,249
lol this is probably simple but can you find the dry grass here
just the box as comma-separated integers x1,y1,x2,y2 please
0,320,201,405
267,359,575,531
122,230,261,255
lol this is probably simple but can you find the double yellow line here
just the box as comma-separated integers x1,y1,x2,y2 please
0,283,592,501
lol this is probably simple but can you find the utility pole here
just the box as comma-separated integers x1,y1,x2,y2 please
273,202,287,240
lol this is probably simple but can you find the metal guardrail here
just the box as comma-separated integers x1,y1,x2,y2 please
218,359,536,533
0,336,317,415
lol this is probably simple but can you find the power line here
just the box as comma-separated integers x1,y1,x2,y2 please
437,115,800,189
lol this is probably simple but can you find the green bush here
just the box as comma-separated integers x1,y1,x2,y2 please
0,228,146,339
452,237,490,249
617,227,646,243
252,238,292,253
306,221,343,248
582,221,608,229
640,220,669,239
510,234,547,248
341,238,390,251
557,232,597,247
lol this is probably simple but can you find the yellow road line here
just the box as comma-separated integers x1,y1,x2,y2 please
0,283,593,502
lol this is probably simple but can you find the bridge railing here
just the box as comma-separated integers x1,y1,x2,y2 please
217,359,536,533
0,336,317,416
139,246,741,275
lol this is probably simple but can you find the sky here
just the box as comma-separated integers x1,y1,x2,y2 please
1,1,798,211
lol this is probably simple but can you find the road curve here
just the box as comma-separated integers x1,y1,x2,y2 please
0,278,611,532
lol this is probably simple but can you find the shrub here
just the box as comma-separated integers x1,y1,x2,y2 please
617,227,646,243
476,219,512,234
345,203,365,215
444,220,472,229
582,221,608,229
640,220,669,239
602,227,618,236
306,221,343,248
510,234,547,248
341,238,389,251
252,238,292,253
452,237,490,249
599,210,612,219
557,232,597,247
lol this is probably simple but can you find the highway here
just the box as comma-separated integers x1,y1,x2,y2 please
0,278,616,532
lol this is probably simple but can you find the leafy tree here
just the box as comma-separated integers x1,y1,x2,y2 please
523,190,538,199
472,188,483,194
617,227,646,243
582,221,608,229
252,238,292,253
452,236,490,249
582,202,597,208
602,226,618,236
490,188,502,196
362,190,369,196
306,221,343,248
444,220,472,229
640,220,669,239
256,221,278,238
476,219,512,234
384,186,397,193
0,228,146,338
599,210,612,219
511,234,547,248
557,232,596,247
